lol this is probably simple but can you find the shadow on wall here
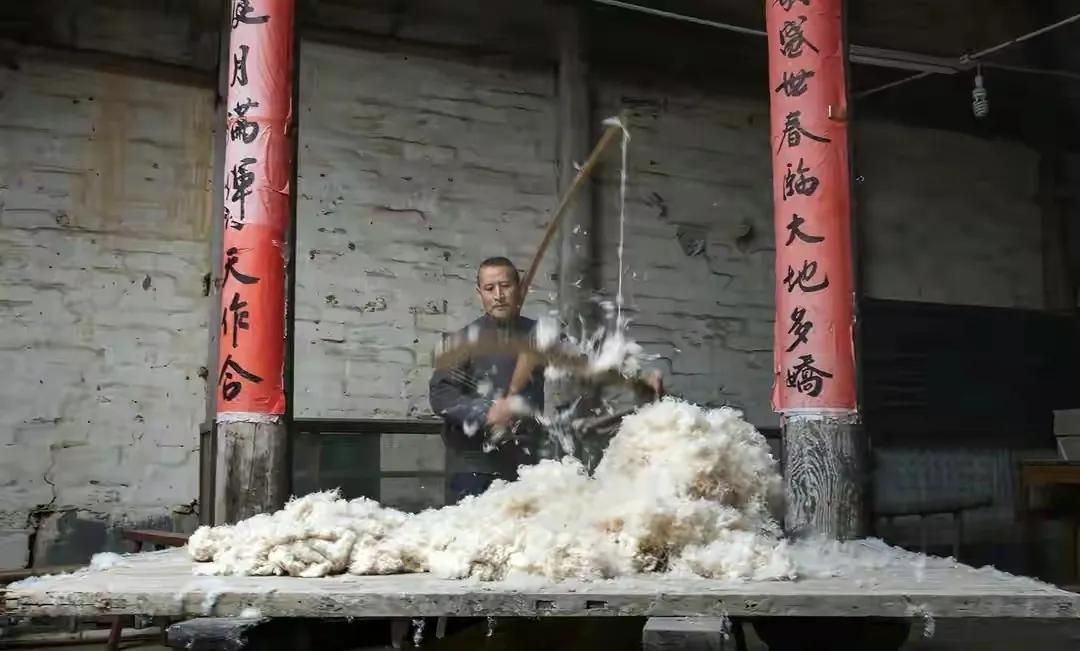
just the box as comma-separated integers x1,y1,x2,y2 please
861,298,1080,577
30,510,199,567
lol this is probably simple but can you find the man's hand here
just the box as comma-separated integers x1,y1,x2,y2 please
485,397,514,429
645,370,665,397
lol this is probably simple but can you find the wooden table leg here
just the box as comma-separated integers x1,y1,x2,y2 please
953,510,963,560
107,616,123,651
731,618,748,651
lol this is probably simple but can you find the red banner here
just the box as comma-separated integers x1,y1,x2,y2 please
766,0,856,414
216,0,295,417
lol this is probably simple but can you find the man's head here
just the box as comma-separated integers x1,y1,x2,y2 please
476,256,521,322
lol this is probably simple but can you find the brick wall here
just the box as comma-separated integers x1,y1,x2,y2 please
0,56,213,568
294,41,559,420
0,29,1046,568
856,122,1042,308
592,79,1044,428
593,84,777,426
294,48,1045,431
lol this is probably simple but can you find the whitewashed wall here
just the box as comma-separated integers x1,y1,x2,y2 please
294,42,559,420
591,80,1044,428
0,58,213,568
856,123,1042,309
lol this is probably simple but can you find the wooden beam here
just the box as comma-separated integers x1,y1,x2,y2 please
1040,151,1074,313
782,415,869,539
0,39,215,88
1022,3,1078,314
214,422,290,524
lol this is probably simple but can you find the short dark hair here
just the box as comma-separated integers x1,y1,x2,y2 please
476,256,520,286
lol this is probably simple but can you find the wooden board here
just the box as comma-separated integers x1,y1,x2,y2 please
4,547,1079,620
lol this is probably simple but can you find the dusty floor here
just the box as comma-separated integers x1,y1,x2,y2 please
9,619,1080,650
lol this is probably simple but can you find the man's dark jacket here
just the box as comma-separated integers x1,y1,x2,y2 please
429,314,545,479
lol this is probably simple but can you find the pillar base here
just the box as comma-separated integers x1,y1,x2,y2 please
782,414,868,540
214,420,289,524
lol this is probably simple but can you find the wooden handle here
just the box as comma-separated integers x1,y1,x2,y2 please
517,121,623,303
508,119,624,398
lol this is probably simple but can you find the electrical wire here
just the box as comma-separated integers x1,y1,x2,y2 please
962,12,1080,63
591,0,766,37
856,12,1080,97
590,0,1080,97
854,71,933,99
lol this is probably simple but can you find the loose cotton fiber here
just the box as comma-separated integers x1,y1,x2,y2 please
189,399,794,582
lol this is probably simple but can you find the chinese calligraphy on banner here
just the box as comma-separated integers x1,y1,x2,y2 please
216,0,295,417
766,0,856,414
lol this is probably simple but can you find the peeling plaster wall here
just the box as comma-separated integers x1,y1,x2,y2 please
591,80,1044,429
589,79,1044,569
593,85,777,426
293,47,1044,514
294,41,558,420
856,124,1042,309
0,56,213,568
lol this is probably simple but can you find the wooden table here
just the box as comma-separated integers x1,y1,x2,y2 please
1019,460,1080,586
4,545,1079,621
1021,460,1080,489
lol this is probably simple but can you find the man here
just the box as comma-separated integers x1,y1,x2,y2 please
429,256,546,502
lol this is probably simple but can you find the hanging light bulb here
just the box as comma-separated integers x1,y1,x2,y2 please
972,65,989,119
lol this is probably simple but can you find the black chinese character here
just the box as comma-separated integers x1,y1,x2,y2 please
775,69,815,97
780,16,818,59
218,354,263,401
231,44,250,88
233,98,259,117
230,157,256,202
785,354,832,397
232,0,269,28
785,213,825,246
775,0,810,10
783,158,819,200
223,205,244,232
230,98,260,144
784,260,829,293
786,306,813,352
228,157,257,222
221,291,251,348
224,247,260,286
778,111,830,151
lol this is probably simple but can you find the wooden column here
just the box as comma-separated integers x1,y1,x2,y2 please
1023,4,1076,314
554,1,595,334
213,0,297,523
1040,151,1074,313
766,0,866,539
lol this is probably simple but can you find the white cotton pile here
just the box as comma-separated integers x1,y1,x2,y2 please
188,398,793,582
89,552,129,571
188,496,409,577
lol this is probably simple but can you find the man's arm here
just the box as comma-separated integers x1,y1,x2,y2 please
429,361,493,436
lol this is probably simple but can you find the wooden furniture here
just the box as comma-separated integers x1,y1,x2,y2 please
7,546,1079,621
104,529,191,650
1020,460,1080,490
1,530,190,650
1018,459,1080,586
122,529,190,551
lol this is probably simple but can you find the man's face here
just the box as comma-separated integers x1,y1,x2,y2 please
476,265,520,322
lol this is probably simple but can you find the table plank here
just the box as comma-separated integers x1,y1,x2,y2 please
4,545,1079,621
